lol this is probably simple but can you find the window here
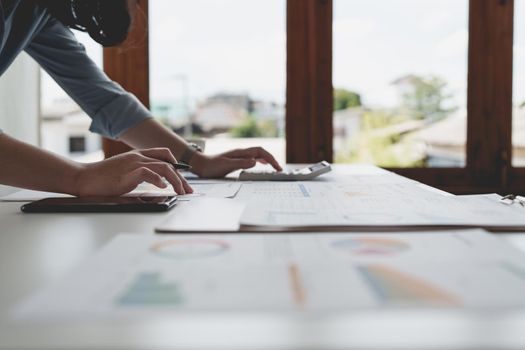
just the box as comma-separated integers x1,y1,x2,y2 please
107,0,521,194
514,0,525,166
69,136,86,153
333,0,468,168
149,0,286,164
40,32,103,161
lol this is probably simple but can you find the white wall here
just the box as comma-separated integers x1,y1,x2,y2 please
0,53,40,196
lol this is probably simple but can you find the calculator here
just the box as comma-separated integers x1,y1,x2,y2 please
239,161,332,181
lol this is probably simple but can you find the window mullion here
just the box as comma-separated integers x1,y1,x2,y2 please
286,0,333,163
102,0,150,158
467,0,514,188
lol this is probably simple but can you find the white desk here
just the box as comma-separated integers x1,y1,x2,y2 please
1,165,525,350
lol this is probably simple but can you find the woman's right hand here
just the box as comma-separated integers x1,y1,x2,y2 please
74,148,193,197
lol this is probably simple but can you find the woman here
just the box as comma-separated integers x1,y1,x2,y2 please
0,0,281,196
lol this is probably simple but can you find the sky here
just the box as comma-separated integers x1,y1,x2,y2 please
334,0,468,109
515,0,525,108
42,0,525,113
148,0,286,105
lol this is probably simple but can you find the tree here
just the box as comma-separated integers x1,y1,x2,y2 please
230,116,263,138
395,75,457,121
334,89,362,111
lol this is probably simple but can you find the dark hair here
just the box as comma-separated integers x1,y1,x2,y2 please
39,0,133,47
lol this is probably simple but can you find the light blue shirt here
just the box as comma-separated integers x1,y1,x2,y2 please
0,0,152,138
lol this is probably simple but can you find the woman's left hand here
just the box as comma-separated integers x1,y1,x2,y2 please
192,147,283,178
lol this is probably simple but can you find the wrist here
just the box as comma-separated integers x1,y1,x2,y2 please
190,152,209,177
179,143,203,165
69,162,88,197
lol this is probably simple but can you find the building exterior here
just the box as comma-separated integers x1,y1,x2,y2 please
192,93,284,136
41,100,101,158
413,107,525,167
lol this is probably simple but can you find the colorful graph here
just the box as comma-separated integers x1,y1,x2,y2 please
358,264,460,306
298,184,310,198
150,239,230,260
332,237,410,256
288,263,306,308
117,272,183,306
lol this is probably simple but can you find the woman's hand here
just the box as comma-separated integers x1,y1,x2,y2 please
192,147,283,179
118,120,282,179
74,148,193,197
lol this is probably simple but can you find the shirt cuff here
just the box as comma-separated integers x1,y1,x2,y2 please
89,93,153,139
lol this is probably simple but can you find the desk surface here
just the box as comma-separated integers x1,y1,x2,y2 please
2,165,525,350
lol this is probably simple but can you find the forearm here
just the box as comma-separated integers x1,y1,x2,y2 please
118,118,281,178
0,133,82,195
119,119,208,173
119,119,188,157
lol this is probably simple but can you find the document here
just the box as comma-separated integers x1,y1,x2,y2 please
0,189,72,202
236,181,431,201
0,183,242,202
239,183,525,230
13,230,525,321
128,182,242,200
156,198,246,232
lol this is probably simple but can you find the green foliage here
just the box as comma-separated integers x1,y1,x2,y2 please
361,110,409,131
334,89,362,111
335,75,457,167
399,75,457,121
335,110,426,167
229,116,279,138
230,117,262,138
258,120,279,138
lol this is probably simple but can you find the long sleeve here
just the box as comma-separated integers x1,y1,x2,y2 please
24,16,152,139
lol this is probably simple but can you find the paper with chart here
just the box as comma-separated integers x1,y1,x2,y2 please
238,182,525,230
13,229,525,321
0,182,242,202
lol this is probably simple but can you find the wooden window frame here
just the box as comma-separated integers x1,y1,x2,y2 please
392,0,515,194
286,0,333,163
104,0,522,194
103,0,149,158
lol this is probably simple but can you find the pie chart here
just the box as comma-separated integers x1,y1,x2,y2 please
150,239,230,260
332,237,410,256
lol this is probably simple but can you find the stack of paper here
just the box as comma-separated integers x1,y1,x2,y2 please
128,182,242,200
0,182,242,202
238,183,525,231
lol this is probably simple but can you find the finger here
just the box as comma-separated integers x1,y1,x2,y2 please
122,167,167,194
137,153,195,185
141,162,187,195
179,173,194,194
253,147,282,171
138,148,178,165
224,147,282,171
137,158,193,193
